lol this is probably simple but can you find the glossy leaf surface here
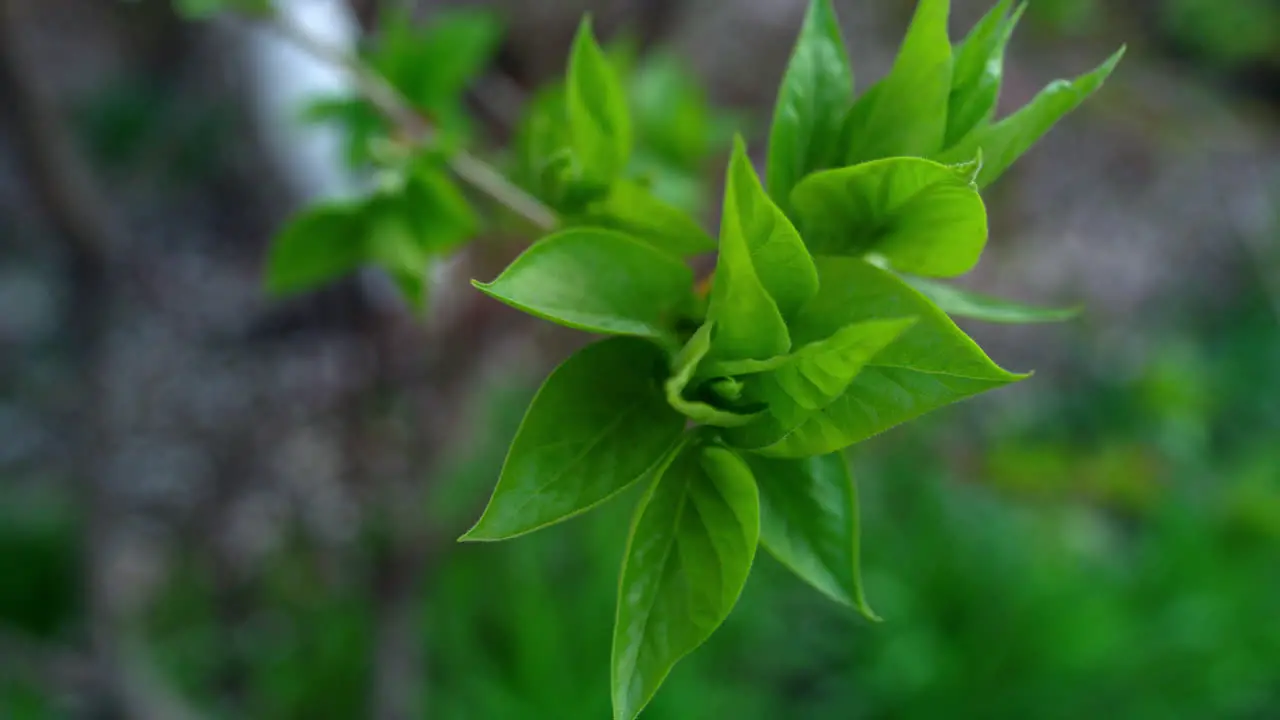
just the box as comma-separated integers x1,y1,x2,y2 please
613,443,759,720
463,338,684,540
666,323,765,427
843,0,952,164
791,157,987,277
747,452,876,618
731,258,1026,457
766,0,853,218
473,229,693,339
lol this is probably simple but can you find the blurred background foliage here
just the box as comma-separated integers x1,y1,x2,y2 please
1,0,1278,718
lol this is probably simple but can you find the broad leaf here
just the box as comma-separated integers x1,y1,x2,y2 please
666,323,766,427
766,0,853,218
791,157,988,277
462,338,684,540
568,18,633,182
586,180,717,257
473,228,693,339
939,46,1125,188
705,142,793,362
613,442,759,720
724,318,915,450
843,0,952,164
946,0,1025,146
727,137,820,318
265,201,366,296
747,452,877,618
730,257,1026,457
905,275,1080,324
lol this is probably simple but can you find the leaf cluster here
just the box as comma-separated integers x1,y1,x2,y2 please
464,3,1121,718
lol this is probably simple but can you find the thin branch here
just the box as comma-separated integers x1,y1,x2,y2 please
267,13,558,232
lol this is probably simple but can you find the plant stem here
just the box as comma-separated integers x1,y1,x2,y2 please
267,13,558,232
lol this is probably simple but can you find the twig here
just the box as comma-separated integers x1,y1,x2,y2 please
267,13,558,232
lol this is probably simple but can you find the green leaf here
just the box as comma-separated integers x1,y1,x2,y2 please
461,338,684,541
790,157,988,278
746,452,877,618
399,163,478,254
412,9,503,102
730,257,1026,457
843,0,953,164
364,206,430,309
568,18,633,182
631,51,731,175
904,275,1081,324
946,0,1025,147
723,318,915,450
938,46,1125,188
264,202,367,296
705,146,793,362
473,228,693,339
612,441,759,720
766,0,853,218
665,323,766,428
585,180,717,257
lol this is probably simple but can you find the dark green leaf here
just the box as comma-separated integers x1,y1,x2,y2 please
461,338,684,541
747,452,877,618
586,180,716,257
412,9,503,100
766,0,853,218
946,0,1025,147
568,18,633,182
723,318,915,449
265,202,367,296
473,228,693,339
612,442,759,720
843,0,952,164
730,257,1026,457
665,323,766,427
631,51,731,175
904,275,1081,324
790,157,988,277
705,141,795,362
399,163,478,254
938,46,1125,188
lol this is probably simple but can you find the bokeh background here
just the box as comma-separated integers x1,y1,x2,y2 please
2,0,1278,718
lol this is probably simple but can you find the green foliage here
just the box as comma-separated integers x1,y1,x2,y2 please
766,0,852,219
612,441,760,720
463,3,1118,715
905,275,1080,324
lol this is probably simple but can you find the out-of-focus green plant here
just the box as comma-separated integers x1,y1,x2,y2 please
172,1,1121,716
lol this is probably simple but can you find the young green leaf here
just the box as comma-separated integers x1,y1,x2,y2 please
364,208,430,310
730,258,1026,457
790,156,988,278
461,338,684,541
766,0,853,218
613,442,759,720
705,144,793,362
586,180,717,257
843,0,953,164
265,201,367,296
746,452,877,619
723,318,916,450
665,323,766,427
946,1,1025,146
938,46,1126,188
399,164,478,255
905,275,1080,324
473,228,694,339
568,18,633,182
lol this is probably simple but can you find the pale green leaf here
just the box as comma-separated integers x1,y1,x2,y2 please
946,0,1025,147
665,323,766,427
905,275,1081,324
568,18,633,182
791,156,988,278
